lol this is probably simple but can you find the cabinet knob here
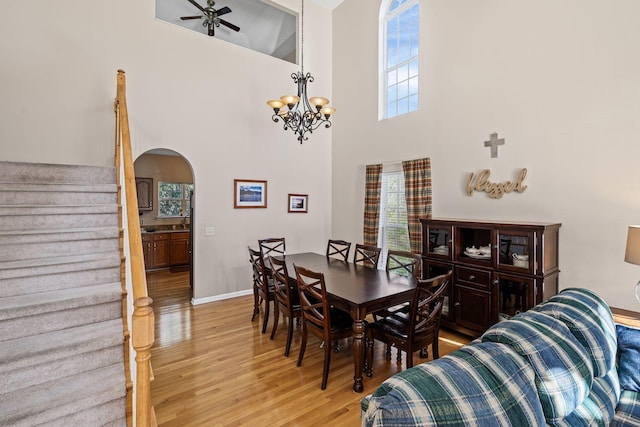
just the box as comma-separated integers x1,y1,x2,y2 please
468,275,475,280
454,302,461,307
493,279,499,285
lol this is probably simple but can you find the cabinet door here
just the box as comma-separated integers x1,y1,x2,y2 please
455,225,494,266
136,178,153,211
496,229,535,274
170,233,190,266
153,234,170,268
423,259,454,322
424,224,453,260
142,235,153,269
494,273,534,319
454,285,493,335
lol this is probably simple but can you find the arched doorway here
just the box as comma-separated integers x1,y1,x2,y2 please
134,148,195,299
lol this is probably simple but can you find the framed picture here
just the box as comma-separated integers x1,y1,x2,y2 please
288,194,308,213
234,179,267,208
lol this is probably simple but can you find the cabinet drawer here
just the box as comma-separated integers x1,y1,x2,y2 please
154,233,169,241
455,266,491,291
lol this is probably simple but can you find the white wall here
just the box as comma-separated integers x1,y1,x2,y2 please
0,0,333,300
332,0,640,310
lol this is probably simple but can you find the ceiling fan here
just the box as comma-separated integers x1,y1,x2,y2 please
180,0,240,37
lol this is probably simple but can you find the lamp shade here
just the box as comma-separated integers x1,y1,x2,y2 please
624,225,640,266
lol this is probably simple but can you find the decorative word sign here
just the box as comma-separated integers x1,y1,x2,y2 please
466,168,528,199
484,133,505,158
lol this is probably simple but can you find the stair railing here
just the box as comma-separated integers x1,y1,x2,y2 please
115,69,156,427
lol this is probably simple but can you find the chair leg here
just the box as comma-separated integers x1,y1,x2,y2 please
251,293,261,321
419,347,429,359
270,303,280,340
396,349,402,363
365,336,373,377
385,345,392,360
261,299,270,334
284,315,294,357
296,326,307,367
433,337,440,360
321,339,332,390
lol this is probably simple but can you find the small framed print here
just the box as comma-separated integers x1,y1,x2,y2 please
234,179,267,208
288,194,308,213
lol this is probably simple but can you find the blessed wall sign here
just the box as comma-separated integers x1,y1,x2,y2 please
466,168,528,199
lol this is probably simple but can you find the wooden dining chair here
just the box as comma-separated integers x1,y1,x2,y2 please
294,264,353,390
258,237,286,259
386,250,422,278
353,243,382,269
248,246,275,334
365,270,452,375
326,239,351,262
269,255,302,357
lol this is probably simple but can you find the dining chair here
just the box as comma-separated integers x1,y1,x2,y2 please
294,264,353,390
326,239,351,262
248,246,275,333
353,243,382,269
269,255,302,357
258,237,286,259
365,270,452,375
386,250,422,278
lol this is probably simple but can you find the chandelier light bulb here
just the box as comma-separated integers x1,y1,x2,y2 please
267,99,285,112
321,106,336,118
309,97,329,109
280,95,300,107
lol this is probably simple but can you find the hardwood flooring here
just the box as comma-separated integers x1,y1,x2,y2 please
148,269,470,426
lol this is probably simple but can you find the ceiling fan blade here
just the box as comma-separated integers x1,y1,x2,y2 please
215,6,231,17
219,19,240,32
186,0,206,13
180,15,203,20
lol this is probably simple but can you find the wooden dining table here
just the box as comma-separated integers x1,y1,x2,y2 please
277,252,417,392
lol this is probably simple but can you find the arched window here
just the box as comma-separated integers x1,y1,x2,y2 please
380,0,420,119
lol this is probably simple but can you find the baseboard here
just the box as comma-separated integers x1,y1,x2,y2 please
191,289,253,306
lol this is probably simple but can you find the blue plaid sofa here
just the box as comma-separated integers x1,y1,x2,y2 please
361,288,640,426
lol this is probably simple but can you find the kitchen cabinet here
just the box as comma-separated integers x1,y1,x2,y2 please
170,232,190,266
135,177,153,211
421,218,561,337
142,231,190,270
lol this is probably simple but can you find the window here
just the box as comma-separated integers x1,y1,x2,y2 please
158,182,194,218
377,170,410,267
381,0,420,119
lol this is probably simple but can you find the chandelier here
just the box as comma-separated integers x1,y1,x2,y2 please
266,0,335,144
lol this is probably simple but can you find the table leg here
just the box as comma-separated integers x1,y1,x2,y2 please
352,309,366,393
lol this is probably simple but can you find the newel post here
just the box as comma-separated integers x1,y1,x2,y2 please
132,296,155,426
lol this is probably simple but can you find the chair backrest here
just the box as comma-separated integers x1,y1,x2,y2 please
409,270,452,345
386,250,422,278
269,255,294,311
294,264,331,341
326,239,351,262
353,244,382,268
248,246,269,295
259,237,286,258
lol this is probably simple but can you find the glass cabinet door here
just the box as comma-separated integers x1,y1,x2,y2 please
495,273,534,320
455,226,493,265
424,224,453,259
496,229,534,273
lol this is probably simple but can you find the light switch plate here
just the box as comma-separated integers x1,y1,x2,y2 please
205,227,214,236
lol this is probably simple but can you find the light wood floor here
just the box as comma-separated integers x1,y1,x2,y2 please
148,269,470,427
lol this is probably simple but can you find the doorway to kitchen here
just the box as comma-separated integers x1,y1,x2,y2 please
134,149,195,300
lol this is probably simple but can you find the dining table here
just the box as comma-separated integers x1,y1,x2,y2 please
277,252,417,393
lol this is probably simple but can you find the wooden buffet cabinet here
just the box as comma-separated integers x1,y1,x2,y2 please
142,231,190,270
420,218,561,337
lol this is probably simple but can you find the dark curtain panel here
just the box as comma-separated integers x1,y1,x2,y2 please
363,164,383,246
402,158,432,254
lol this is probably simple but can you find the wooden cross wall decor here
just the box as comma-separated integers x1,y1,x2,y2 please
484,133,505,158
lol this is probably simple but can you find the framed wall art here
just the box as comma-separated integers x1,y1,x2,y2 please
288,194,308,213
234,179,267,208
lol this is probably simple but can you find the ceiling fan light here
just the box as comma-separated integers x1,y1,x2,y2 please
309,97,329,108
280,95,300,107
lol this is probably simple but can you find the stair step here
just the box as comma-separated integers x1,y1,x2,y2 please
0,182,117,206
0,363,126,427
0,252,121,281
0,205,119,231
45,398,126,427
0,319,123,392
0,161,116,185
0,283,122,341
0,228,120,262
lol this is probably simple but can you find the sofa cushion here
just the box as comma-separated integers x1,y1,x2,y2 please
481,311,593,424
611,390,640,426
361,342,546,426
554,368,620,427
617,324,640,392
532,288,617,377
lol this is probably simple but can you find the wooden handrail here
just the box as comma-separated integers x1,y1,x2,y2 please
115,69,156,427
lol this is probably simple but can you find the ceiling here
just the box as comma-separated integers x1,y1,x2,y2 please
156,0,343,63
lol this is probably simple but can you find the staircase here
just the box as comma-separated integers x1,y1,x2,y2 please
0,160,127,426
